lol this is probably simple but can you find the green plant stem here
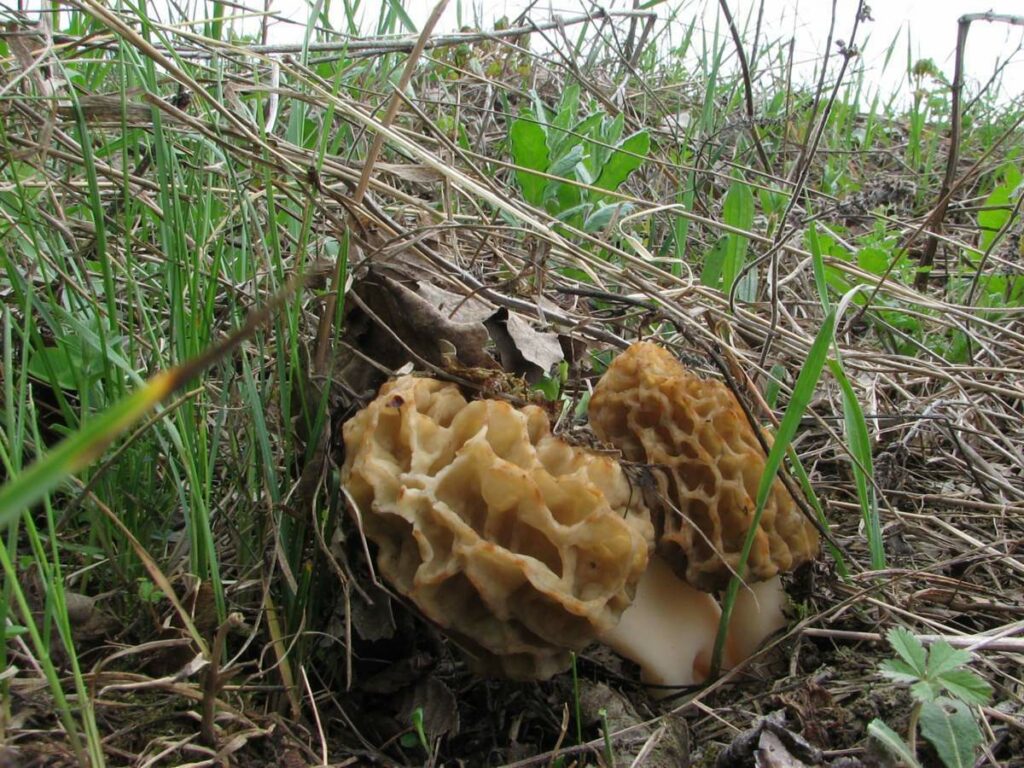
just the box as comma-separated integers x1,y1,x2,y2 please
907,701,921,756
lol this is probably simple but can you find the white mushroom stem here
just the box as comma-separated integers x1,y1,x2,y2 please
598,556,786,694
727,573,787,661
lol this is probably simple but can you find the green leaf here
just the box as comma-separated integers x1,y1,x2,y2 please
509,118,550,206
808,223,832,312
828,356,882,568
857,246,890,275
937,669,994,707
911,679,943,703
584,202,630,232
764,364,787,409
879,658,924,686
547,144,584,178
926,641,973,678
868,718,922,768
533,375,560,401
701,236,728,287
553,82,581,133
887,627,928,678
27,343,82,391
553,202,590,223
603,112,625,147
571,112,605,139
919,699,983,768
399,732,420,748
555,112,602,163
721,178,755,299
590,113,625,173
552,177,581,212
593,131,649,192
977,184,1010,252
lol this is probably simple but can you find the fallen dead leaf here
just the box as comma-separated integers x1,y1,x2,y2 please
401,676,460,741
485,308,563,381
717,710,824,768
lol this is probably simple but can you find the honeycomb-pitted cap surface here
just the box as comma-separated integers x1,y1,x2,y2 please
588,342,819,592
342,375,653,679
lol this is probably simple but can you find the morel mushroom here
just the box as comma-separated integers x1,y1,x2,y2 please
341,375,655,680
588,341,820,686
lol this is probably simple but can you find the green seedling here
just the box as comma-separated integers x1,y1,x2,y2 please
599,707,615,768
399,706,430,753
868,627,993,768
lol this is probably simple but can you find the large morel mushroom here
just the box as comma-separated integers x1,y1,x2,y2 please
341,375,654,680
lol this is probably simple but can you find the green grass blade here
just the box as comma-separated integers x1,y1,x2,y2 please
829,358,884,569
711,309,836,674
810,225,883,569
0,371,176,527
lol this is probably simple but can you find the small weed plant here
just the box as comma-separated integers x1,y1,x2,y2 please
868,627,993,768
509,83,649,233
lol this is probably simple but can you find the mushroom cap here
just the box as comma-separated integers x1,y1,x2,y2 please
342,375,654,679
588,342,819,592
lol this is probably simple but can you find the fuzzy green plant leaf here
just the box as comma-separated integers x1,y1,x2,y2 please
589,113,625,173
547,144,584,178
925,641,974,679
564,113,603,156
554,202,590,223
593,130,649,192
552,82,581,133
585,202,631,232
509,118,550,207
546,85,582,159
879,656,925,687
881,630,992,707
868,719,923,768
919,699,984,768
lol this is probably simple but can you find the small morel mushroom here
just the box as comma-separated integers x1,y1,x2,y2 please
341,375,655,680
589,341,819,589
588,341,820,687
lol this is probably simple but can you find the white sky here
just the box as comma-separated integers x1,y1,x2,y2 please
255,0,1024,105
